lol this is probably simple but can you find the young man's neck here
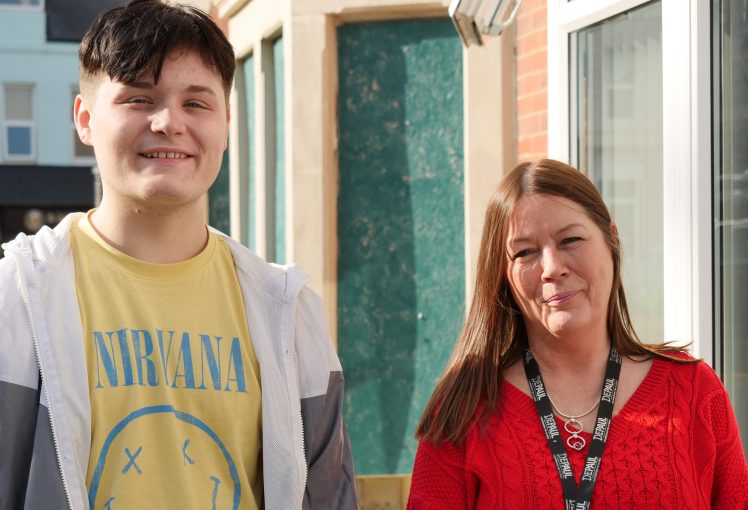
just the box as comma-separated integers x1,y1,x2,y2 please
90,198,209,264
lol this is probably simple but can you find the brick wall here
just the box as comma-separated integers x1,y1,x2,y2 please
515,0,548,162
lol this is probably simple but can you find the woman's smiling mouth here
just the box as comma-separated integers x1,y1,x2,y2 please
543,291,580,306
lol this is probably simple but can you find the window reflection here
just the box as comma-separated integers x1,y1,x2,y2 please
572,1,664,344
715,0,748,456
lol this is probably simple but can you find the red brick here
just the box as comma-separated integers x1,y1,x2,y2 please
514,0,548,167
518,133,548,162
517,49,547,77
518,111,547,133
517,0,547,34
518,113,548,135
517,92,547,117
517,71,547,98
518,137,534,158
517,28,547,55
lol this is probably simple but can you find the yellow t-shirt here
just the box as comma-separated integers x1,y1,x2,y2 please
71,213,263,510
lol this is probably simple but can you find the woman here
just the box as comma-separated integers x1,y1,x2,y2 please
408,160,748,509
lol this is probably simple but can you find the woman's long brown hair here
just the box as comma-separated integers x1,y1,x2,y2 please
415,159,693,446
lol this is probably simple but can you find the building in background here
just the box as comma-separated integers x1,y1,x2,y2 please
212,1,512,505
10,0,728,507
208,0,747,507
0,0,128,256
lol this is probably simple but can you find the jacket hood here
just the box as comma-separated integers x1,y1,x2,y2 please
2,212,84,271
1,213,310,307
213,229,311,305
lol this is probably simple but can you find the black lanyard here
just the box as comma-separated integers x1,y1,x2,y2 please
522,347,622,510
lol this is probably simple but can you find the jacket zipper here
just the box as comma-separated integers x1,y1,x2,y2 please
288,288,308,503
13,253,75,510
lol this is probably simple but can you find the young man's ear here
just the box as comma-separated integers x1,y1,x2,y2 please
74,94,94,146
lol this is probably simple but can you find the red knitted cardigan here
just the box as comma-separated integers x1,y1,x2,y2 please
408,357,748,509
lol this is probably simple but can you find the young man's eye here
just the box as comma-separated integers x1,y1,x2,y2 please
126,97,150,104
185,101,207,109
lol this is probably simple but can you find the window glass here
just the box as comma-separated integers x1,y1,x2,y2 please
7,126,31,155
272,36,285,264
243,56,255,249
5,86,32,120
714,0,748,456
571,1,663,343
4,84,34,160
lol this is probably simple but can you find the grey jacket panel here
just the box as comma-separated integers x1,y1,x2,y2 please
23,403,68,510
0,380,39,509
301,372,357,510
0,381,68,510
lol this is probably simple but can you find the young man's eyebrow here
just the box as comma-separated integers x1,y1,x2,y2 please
124,80,155,89
120,82,217,96
184,84,218,96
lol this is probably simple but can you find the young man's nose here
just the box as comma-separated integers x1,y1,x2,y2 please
540,247,569,281
150,106,186,136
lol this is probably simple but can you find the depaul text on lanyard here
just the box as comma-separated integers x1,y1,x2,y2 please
522,346,622,510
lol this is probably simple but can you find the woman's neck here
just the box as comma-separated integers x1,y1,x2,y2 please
525,330,612,412
528,333,610,373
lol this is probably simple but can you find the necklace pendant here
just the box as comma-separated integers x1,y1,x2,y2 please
568,436,586,451
563,417,584,435
564,417,586,450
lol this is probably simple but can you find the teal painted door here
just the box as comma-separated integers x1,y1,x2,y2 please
208,151,230,234
337,19,464,475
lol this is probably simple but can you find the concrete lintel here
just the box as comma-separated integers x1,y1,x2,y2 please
462,28,515,302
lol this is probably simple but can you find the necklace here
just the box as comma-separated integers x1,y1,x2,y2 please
523,346,622,508
546,393,599,451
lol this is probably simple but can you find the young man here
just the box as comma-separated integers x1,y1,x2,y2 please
0,1,356,508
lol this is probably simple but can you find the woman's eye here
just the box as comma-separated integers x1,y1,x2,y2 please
562,237,582,245
512,249,534,260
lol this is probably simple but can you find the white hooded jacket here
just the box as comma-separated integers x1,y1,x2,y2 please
0,213,357,510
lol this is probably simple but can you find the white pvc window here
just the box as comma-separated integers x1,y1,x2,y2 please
548,0,713,361
3,84,35,162
571,2,663,344
713,0,748,455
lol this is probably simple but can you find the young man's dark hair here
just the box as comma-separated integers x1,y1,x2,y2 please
0,1,357,509
79,0,235,98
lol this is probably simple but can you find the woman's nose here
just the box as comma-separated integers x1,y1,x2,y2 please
540,247,569,281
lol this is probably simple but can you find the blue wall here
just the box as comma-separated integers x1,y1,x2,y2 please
0,8,84,166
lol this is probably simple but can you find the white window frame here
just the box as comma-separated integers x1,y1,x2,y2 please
0,0,44,10
3,84,36,163
547,0,713,363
